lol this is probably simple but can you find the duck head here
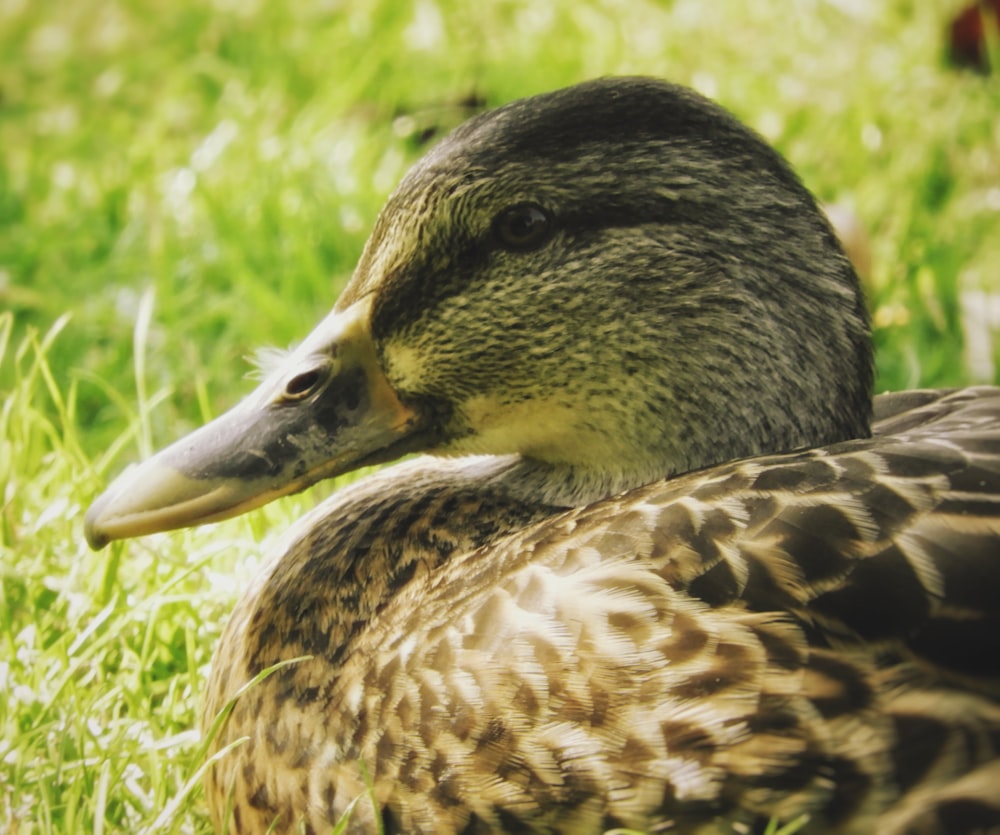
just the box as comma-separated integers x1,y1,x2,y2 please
85,77,872,549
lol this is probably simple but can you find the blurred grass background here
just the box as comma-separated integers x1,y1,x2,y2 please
1,0,998,831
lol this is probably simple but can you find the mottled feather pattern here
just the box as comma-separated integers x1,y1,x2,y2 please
204,388,1000,834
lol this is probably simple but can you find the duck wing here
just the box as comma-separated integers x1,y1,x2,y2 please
631,385,1000,691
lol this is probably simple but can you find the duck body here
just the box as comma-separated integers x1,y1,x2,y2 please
205,388,1000,834
84,79,1000,833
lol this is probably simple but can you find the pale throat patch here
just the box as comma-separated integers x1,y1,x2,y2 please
453,392,647,472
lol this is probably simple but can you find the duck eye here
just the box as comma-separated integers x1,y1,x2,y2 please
493,203,553,251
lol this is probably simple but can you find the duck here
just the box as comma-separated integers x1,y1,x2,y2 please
84,77,1000,834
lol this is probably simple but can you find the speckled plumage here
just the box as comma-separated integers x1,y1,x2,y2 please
202,389,1000,834
86,79,1000,834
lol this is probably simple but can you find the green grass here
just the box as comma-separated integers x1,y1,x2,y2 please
2,0,999,831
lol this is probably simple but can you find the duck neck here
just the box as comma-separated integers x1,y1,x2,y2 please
481,454,663,508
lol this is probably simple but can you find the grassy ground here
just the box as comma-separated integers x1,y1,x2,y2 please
2,0,999,831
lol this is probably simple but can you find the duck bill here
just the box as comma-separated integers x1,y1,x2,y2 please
84,298,426,550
